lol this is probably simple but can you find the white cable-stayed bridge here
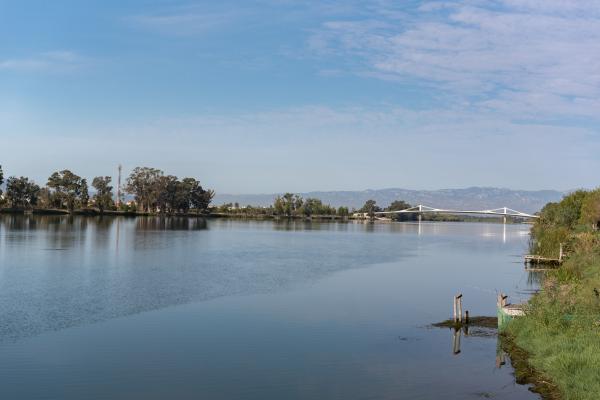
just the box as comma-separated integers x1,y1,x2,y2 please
357,204,539,220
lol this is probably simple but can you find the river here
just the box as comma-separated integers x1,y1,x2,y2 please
0,215,540,399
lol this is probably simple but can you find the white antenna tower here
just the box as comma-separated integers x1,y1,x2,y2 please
117,164,122,207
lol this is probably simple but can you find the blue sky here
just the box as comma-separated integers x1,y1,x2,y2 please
2,0,600,193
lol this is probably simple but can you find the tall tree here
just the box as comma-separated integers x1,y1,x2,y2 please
92,176,114,213
37,187,52,209
301,198,327,216
183,178,214,213
360,199,381,219
80,179,89,208
125,167,163,212
387,200,415,221
579,189,600,230
5,176,40,209
156,175,179,213
47,170,84,211
274,193,305,217
337,206,349,217
0,165,4,198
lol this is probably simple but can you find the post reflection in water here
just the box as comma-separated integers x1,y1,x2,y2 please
445,327,514,370
452,328,462,355
115,217,120,256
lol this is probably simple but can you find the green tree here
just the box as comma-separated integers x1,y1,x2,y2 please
172,179,191,213
80,179,89,208
538,190,588,230
301,198,320,216
532,190,591,257
360,199,381,218
182,177,213,213
0,165,4,206
156,175,179,213
579,189,600,230
47,170,84,211
125,167,163,212
5,176,40,209
92,176,114,214
274,196,285,215
299,198,336,216
387,200,415,221
337,206,349,217
273,193,304,217
37,187,52,209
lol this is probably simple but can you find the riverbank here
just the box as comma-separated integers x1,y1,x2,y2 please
0,207,525,224
505,189,600,400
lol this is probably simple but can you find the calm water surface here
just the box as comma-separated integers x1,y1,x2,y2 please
0,215,540,399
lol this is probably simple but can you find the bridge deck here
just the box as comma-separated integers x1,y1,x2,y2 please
373,208,537,219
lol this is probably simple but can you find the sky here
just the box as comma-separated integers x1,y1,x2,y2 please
1,0,600,193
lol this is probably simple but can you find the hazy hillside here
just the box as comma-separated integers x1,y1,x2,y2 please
214,187,565,214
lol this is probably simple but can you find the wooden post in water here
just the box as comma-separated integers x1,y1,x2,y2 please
457,294,463,323
453,296,458,323
497,292,508,308
465,310,469,324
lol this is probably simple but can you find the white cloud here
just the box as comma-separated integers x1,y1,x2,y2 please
0,51,85,73
309,0,600,120
127,5,242,36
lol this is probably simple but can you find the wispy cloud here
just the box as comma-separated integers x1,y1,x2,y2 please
0,51,85,73
127,5,242,36
309,0,600,120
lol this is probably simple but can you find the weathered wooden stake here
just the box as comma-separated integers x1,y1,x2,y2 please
457,294,463,323
453,296,457,323
465,310,469,324
498,292,508,308
559,243,564,262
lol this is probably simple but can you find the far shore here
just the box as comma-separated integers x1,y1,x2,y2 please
0,208,529,224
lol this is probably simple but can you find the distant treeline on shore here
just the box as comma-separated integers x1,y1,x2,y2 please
212,196,520,223
0,165,516,222
211,195,418,220
0,165,213,215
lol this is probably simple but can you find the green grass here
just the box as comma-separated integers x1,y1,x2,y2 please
508,246,600,399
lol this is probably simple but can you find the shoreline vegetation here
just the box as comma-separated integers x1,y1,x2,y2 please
0,165,214,216
0,165,526,223
505,189,600,400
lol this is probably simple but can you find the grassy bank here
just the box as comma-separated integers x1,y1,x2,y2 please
507,189,600,400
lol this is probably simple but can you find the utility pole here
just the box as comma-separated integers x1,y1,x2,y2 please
117,164,122,208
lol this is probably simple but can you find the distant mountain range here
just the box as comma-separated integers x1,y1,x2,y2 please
214,187,566,214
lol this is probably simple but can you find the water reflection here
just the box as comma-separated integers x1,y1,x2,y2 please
453,328,462,355
0,216,538,400
526,270,544,287
135,216,207,231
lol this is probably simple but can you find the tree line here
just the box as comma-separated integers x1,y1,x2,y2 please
0,165,214,214
213,195,419,220
272,193,349,217
531,189,600,257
